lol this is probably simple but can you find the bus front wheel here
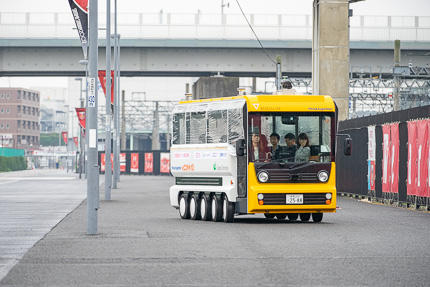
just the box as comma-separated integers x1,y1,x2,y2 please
200,194,212,221
211,195,222,222
312,213,323,223
179,194,190,219
190,194,201,220
222,196,234,223
299,213,311,222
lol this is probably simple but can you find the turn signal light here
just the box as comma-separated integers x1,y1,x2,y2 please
326,200,331,205
258,200,264,205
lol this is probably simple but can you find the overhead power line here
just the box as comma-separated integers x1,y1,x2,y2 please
234,0,276,65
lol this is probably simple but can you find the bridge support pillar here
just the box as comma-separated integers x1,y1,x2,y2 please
312,0,350,120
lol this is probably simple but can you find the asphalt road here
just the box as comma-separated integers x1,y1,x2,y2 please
1,175,429,286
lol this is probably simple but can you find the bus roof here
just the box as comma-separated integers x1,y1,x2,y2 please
178,94,336,113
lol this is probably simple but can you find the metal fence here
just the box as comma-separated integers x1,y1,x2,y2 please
0,12,429,41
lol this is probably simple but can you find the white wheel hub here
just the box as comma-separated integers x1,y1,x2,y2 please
200,198,206,218
190,197,196,216
223,198,227,220
179,197,186,217
211,198,217,219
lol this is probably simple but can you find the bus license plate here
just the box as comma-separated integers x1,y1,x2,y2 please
286,194,303,204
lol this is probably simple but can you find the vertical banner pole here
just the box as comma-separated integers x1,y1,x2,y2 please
87,0,99,235
117,35,121,182
105,0,112,200
112,0,119,189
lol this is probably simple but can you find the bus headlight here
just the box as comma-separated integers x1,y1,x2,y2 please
317,170,329,182
257,193,264,200
257,171,269,183
326,193,332,200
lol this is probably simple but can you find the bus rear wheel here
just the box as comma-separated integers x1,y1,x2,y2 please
211,195,222,222
190,194,201,220
200,194,212,221
312,213,323,223
179,194,190,219
299,213,311,222
287,214,298,221
222,196,234,223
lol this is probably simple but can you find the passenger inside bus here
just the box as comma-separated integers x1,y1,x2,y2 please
249,130,269,162
283,133,298,162
294,133,311,163
269,133,282,161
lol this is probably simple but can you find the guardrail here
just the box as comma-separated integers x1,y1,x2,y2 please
0,12,429,41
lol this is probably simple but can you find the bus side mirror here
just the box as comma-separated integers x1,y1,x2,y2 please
344,138,352,156
236,139,246,156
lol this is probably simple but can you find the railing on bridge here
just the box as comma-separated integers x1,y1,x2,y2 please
0,12,429,41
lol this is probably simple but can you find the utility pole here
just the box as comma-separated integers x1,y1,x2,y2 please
152,101,160,150
275,55,282,91
104,0,112,200
393,39,401,111
87,0,99,235
121,90,126,150
112,0,119,189
116,35,121,182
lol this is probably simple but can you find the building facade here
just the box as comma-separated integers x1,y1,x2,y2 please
0,88,40,149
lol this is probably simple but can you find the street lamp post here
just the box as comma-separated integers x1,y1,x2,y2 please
112,0,119,189
104,0,112,200
87,0,99,235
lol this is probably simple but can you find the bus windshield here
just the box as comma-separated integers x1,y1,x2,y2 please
248,112,335,163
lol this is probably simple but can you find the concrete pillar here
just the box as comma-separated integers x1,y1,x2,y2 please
312,0,350,120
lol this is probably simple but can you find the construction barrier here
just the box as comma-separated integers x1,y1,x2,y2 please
98,150,170,176
337,105,430,209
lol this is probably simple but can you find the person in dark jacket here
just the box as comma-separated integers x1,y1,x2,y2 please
284,133,297,162
269,132,282,161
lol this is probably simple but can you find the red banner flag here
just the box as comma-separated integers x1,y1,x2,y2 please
416,120,428,197
407,121,418,196
144,153,153,173
382,124,391,193
131,153,139,173
120,153,126,172
98,70,115,105
73,137,79,148
160,153,170,173
389,123,399,193
68,0,88,59
62,131,68,145
75,108,86,129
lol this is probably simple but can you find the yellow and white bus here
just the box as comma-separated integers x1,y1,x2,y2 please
169,94,351,223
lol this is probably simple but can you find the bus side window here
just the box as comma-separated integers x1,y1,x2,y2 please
172,113,185,145
208,110,227,144
228,108,244,144
190,111,206,144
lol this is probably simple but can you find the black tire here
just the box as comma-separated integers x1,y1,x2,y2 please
178,194,190,219
190,194,201,220
299,213,311,222
312,213,323,223
276,214,287,220
287,213,298,221
200,193,212,221
264,213,275,219
211,195,222,222
222,195,235,223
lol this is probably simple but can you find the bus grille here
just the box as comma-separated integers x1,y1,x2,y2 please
176,177,222,186
262,193,327,205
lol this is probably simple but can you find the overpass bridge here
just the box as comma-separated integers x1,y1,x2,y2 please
0,12,429,77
